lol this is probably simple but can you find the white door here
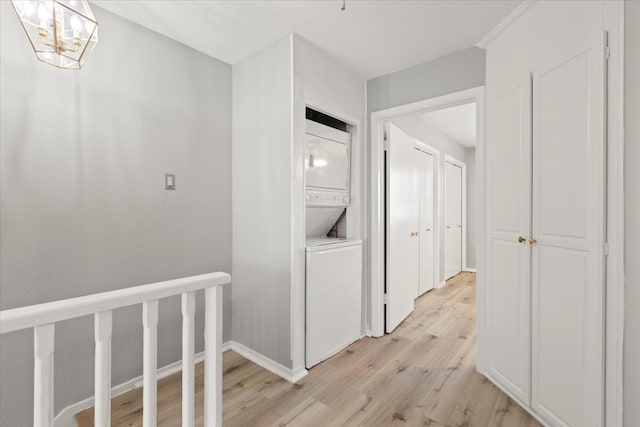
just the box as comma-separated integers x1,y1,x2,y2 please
444,161,462,279
418,150,435,296
485,77,532,404
385,124,419,333
531,39,605,427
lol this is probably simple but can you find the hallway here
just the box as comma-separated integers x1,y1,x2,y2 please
76,272,540,426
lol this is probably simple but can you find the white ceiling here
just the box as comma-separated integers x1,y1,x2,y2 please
420,103,476,147
92,0,521,79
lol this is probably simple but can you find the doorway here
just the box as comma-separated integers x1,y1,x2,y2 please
381,90,481,334
369,86,486,340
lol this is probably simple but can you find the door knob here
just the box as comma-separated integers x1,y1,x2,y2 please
458,225,462,228
426,228,432,232
446,226,451,229
518,236,526,243
529,237,537,245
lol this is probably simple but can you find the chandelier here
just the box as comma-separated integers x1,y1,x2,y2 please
10,0,98,69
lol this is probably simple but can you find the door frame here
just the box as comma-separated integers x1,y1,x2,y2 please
413,141,441,295
369,86,486,342
443,154,467,279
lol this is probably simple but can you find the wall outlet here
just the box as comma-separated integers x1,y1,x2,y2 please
165,174,176,190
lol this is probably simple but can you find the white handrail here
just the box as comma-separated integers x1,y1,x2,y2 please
0,271,231,427
0,272,230,334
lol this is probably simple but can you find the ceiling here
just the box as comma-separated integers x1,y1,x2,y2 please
420,103,476,147
92,0,521,79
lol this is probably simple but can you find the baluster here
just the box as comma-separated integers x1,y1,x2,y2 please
142,300,159,427
33,323,55,427
182,292,196,427
204,286,223,427
94,310,112,427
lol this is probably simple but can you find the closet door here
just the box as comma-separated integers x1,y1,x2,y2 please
485,77,532,404
444,161,462,279
531,39,605,427
418,150,435,296
385,124,419,332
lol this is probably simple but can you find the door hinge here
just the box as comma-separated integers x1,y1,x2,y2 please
383,293,389,304
604,242,609,256
605,46,611,60
383,132,389,151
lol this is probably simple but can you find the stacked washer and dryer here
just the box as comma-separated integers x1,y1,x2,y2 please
304,110,362,369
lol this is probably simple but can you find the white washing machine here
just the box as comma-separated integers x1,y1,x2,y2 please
305,237,362,368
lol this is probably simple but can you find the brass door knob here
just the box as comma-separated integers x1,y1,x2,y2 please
529,237,537,245
518,236,526,243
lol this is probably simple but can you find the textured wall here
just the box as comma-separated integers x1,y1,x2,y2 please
624,1,640,426
231,35,294,368
0,4,232,425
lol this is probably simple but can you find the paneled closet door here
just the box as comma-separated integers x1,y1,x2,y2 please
531,38,606,427
485,76,532,405
444,161,462,279
418,150,435,296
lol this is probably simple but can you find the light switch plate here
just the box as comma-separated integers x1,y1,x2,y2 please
165,173,175,190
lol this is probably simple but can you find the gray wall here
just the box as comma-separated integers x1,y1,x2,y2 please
0,5,232,425
624,2,640,426
367,47,485,114
392,116,477,283
232,35,294,368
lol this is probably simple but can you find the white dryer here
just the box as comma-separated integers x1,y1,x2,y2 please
305,237,362,368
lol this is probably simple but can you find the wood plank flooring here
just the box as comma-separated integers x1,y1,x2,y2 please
76,272,540,426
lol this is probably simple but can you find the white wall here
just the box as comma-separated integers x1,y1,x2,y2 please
232,34,366,372
231,35,294,368
392,116,476,283
624,2,640,426
0,4,232,426
292,35,366,368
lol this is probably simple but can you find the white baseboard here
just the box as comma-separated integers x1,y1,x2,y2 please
54,340,233,427
463,267,477,273
226,340,308,383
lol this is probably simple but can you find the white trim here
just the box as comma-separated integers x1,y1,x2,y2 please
444,154,467,278
369,86,485,338
438,280,447,290
53,342,232,427
463,268,477,273
228,340,308,384
476,0,538,48
603,2,625,426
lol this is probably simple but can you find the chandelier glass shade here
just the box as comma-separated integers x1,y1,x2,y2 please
10,0,98,69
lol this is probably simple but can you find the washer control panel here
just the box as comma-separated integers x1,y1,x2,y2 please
306,190,350,207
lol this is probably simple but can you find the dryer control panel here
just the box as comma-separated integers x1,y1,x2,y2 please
305,190,350,207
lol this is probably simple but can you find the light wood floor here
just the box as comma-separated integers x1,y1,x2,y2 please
76,272,540,426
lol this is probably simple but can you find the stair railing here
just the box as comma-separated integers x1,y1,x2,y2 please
0,271,231,427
